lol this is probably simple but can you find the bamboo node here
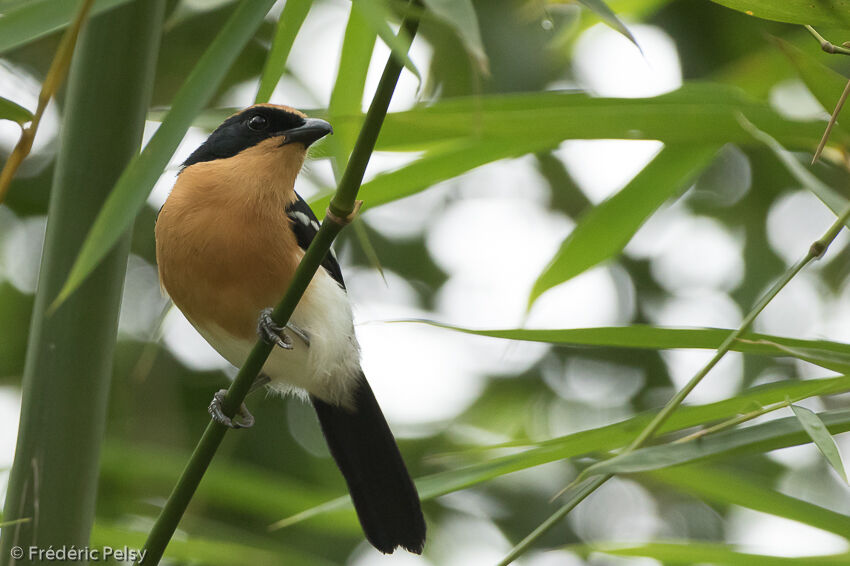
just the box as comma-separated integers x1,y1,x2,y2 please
325,200,363,226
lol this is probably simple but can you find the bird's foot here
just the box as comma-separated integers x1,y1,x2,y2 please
208,389,255,429
258,308,292,349
257,308,310,349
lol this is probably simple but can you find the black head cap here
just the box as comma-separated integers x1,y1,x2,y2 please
182,105,332,169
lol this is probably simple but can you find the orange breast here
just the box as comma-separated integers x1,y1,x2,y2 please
155,141,305,340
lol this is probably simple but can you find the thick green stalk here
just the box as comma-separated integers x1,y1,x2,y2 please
0,1,163,563
139,4,421,564
499,202,850,565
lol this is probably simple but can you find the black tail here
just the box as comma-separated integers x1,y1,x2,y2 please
311,375,426,554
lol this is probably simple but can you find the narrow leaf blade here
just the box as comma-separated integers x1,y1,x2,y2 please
354,0,420,82
580,541,850,565
577,0,642,52
327,5,378,167
792,404,848,482
709,0,850,27
772,35,850,131
738,114,849,218
529,144,720,307
421,0,488,71
586,408,850,476
410,322,850,373
255,0,311,103
648,464,850,536
368,84,838,151
0,96,32,124
311,137,559,217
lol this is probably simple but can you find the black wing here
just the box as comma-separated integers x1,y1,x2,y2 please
286,192,345,288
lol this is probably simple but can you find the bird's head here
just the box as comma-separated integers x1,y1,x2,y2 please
182,104,333,170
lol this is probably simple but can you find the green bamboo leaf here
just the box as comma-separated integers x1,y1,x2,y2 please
586,408,850,476
51,0,276,310
575,0,670,24
792,404,848,482
269,497,350,530
709,0,850,27
576,0,641,52
327,4,378,166
272,376,850,528
323,5,385,276
541,0,668,73
648,464,850,536
771,36,850,130
353,0,421,83
254,0,311,103
366,84,841,151
0,0,133,55
421,0,488,71
577,542,850,565
310,137,556,217
737,114,849,217
755,340,850,374
410,322,850,373
0,97,32,125
529,144,720,307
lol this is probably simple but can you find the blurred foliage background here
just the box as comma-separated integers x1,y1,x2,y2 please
3,0,850,564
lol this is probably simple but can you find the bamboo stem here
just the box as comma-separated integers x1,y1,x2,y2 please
138,4,422,564
0,1,164,562
812,79,850,165
672,400,792,444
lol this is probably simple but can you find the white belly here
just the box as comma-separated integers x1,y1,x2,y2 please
191,267,362,406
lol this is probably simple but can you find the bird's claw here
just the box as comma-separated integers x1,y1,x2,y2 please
257,308,310,349
208,389,255,429
258,308,292,349
285,320,311,347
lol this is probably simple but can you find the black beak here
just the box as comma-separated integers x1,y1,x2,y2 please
280,118,333,147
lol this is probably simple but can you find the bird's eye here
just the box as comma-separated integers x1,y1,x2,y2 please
247,115,268,131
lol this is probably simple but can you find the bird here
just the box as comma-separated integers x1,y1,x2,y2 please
154,103,426,554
